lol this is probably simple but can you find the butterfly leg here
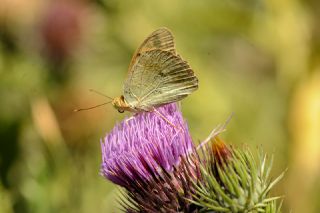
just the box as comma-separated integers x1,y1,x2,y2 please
152,107,184,132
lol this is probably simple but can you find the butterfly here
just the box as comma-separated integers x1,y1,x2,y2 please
111,27,198,113
75,28,198,115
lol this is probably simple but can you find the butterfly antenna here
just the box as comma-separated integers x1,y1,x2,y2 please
89,89,114,100
73,101,112,112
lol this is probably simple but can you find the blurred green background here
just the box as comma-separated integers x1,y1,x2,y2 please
1,0,320,212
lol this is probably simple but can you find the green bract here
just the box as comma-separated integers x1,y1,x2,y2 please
191,140,286,213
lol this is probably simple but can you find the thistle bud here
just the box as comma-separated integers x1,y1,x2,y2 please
193,133,285,212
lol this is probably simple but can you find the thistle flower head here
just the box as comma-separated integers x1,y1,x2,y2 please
100,103,194,187
100,103,201,212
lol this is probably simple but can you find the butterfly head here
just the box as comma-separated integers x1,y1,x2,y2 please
112,95,132,113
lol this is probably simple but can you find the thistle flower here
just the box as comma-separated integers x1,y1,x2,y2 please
100,103,200,212
39,0,87,83
40,0,84,62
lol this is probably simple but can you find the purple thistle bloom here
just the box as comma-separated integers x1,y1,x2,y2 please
100,103,195,188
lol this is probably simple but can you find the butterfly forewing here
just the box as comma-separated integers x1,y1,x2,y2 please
124,49,198,111
127,28,176,73
139,28,175,53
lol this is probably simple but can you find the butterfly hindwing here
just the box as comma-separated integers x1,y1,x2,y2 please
124,49,198,110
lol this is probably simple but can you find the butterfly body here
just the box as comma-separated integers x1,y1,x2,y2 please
113,28,198,113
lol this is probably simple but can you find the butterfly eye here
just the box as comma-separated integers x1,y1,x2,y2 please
118,109,124,113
